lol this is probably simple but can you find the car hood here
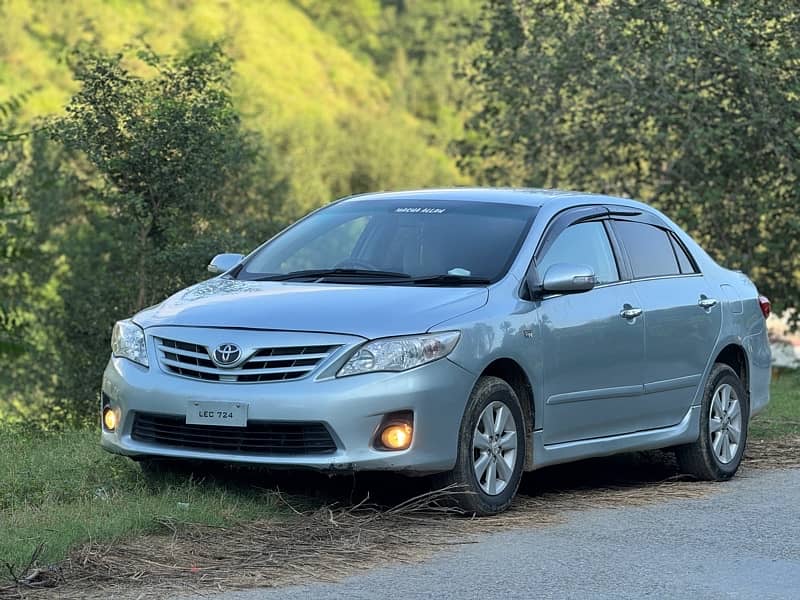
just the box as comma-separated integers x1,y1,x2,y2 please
134,277,489,339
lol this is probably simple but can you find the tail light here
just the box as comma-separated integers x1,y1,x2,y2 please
758,295,771,319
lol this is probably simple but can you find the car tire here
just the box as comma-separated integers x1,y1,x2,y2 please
675,363,749,480
434,376,526,516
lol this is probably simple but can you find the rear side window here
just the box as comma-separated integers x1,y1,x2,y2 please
536,221,620,284
669,233,698,274
613,220,679,278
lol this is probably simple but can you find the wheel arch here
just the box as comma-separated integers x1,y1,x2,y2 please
714,343,749,399
479,357,535,470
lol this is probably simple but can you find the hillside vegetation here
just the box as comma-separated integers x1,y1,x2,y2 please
2,0,798,423
1,0,472,214
0,0,478,421
2,0,800,580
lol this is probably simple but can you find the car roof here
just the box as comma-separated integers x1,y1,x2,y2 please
340,187,634,208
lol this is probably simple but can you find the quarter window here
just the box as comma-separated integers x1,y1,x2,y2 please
537,221,619,285
669,233,698,274
614,220,680,278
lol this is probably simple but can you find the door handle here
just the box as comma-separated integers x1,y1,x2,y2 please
698,297,718,309
620,306,643,319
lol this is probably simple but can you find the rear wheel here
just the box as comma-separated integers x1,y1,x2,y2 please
435,376,526,516
676,363,749,480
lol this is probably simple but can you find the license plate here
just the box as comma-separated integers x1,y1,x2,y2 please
186,401,248,427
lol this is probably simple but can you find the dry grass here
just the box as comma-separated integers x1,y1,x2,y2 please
745,435,800,469
3,436,798,600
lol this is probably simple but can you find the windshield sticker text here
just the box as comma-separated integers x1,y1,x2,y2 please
395,207,446,214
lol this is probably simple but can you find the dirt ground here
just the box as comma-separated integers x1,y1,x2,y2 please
3,435,797,600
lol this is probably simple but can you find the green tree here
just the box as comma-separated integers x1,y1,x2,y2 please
0,93,37,359
0,148,30,359
294,0,482,143
51,43,261,308
376,0,482,134
462,0,800,319
43,42,279,417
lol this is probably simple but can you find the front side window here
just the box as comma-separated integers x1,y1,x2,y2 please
239,200,538,284
536,221,620,285
614,220,680,278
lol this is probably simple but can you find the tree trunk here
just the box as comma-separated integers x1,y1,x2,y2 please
135,221,151,310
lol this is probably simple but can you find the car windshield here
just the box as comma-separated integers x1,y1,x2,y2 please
237,199,538,284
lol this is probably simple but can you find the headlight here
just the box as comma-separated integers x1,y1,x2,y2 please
111,319,149,367
337,331,460,377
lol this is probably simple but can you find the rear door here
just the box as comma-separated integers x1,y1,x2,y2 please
535,216,647,444
610,218,722,427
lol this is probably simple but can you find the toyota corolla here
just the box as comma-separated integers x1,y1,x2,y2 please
101,189,771,515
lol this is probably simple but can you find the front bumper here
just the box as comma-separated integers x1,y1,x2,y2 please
101,348,475,474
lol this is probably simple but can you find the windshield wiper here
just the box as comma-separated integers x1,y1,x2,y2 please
250,269,490,285
406,274,492,285
253,268,412,282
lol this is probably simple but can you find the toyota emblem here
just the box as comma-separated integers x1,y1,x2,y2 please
213,343,242,367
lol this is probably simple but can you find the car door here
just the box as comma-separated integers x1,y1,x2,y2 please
610,218,722,428
534,217,647,444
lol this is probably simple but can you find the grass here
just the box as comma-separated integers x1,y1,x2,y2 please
750,369,800,439
1,370,798,575
0,428,285,573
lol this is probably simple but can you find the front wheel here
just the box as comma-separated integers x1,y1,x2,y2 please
435,376,526,516
675,363,749,480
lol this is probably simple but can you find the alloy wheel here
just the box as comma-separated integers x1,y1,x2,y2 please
709,382,742,464
472,400,518,495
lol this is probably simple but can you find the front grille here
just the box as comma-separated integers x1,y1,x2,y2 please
131,413,337,455
155,337,339,383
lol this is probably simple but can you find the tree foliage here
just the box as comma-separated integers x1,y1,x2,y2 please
4,0,797,425
0,43,285,422
292,0,482,141
0,142,31,359
0,0,478,423
51,43,260,307
462,0,800,319
0,0,467,221
0,94,37,359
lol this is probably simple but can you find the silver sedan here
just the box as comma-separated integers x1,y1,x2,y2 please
101,189,771,515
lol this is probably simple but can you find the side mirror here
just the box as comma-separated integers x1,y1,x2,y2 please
540,263,596,294
208,253,244,275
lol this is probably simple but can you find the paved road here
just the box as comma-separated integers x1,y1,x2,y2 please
211,468,800,600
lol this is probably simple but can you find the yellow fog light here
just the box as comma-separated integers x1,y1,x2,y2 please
103,407,118,431
380,423,413,450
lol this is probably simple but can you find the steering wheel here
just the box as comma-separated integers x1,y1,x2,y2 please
334,258,382,271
